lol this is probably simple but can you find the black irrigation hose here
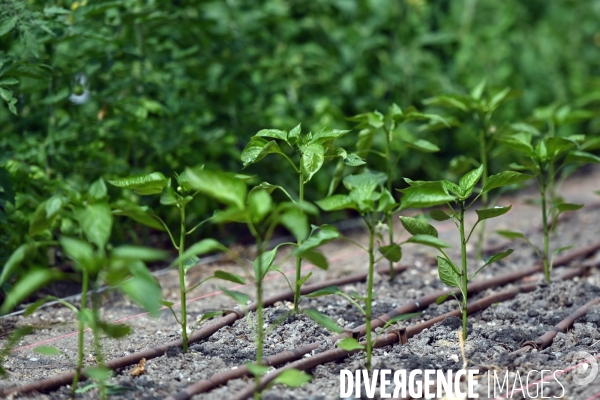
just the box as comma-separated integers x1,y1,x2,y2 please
167,241,600,400
231,266,593,400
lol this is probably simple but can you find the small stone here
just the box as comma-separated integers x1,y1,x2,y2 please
449,354,459,363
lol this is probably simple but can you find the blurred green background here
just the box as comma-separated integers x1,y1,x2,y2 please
1,0,600,273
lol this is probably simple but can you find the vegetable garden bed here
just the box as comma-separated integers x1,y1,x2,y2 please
1,167,600,400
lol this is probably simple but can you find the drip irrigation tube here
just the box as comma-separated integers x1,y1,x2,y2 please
514,296,600,354
0,264,408,397
166,242,600,400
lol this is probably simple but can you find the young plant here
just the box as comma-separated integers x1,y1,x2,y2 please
108,169,247,353
424,81,512,258
240,124,365,312
344,105,445,278
182,167,318,399
398,166,532,339
316,171,401,368
500,130,600,282
9,179,165,398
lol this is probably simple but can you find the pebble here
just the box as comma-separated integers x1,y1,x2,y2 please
449,354,459,362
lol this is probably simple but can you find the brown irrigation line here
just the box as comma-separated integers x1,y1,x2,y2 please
165,241,600,400
513,296,600,354
231,266,591,400
0,264,408,397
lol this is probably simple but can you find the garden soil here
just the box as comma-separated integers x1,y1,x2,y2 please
2,166,600,399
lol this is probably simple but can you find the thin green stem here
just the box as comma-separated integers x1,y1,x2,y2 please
91,282,106,400
459,202,468,340
293,167,304,312
186,217,212,235
155,215,178,250
72,269,89,394
281,153,300,173
540,172,551,283
254,234,264,400
178,205,188,352
384,127,395,279
476,117,488,261
365,222,375,370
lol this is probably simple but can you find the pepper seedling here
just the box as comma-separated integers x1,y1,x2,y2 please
241,124,364,312
344,104,445,278
316,171,402,369
499,129,600,282
398,166,532,340
424,81,512,259
14,179,166,398
109,169,247,353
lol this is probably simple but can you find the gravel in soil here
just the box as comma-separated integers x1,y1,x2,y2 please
2,167,600,399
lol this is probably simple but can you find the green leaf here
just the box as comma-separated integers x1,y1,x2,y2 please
111,201,164,231
437,257,460,288
247,189,272,223
273,369,312,387
488,87,511,110
303,309,343,333
482,171,533,193
1,269,64,314
185,168,247,209
280,206,309,241
297,272,313,287
288,123,301,145
29,200,60,237
553,202,584,215
253,246,281,281
119,275,162,316
170,239,228,269
88,178,108,200
336,337,364,351
0,16,17,36
241,138,283,167
85,366,113,381
470,79,486,100
399,216,438,237
295,225,340,254
316,194,357,211
309,128,351,144
399,183,456,210
108,172,168,195
436,292,454,305
381,312,421,330
430,209,451,221
300,249,328,270
0,77,18,86
34,346,61,356
301,143,325,182
564,151,600,164
501,133,535,157
24,298,51,317
112,246,169,261
255,129,287,141
76,202,113,249
246,362,270,377
60,236,95,272
406,234,451,249
305,286,342,298
401,137,440,153
343,153,366,166
214,270,245,285
483,249,514,266
0,243,35,286
198,310,222,323
475,205,512,222
553,245,573,258
458,165,483,193
220,287,249,306
98,322,132,339
496,230,527,240
378,243,402,262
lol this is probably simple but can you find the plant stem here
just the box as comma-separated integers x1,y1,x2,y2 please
459,202,469,340
384,127,395,279
72,269,89,394
91,283,107,400
365,220,375,369
476,120,488,260
254,236,264,400
293,168,304,312
178,205,188,353
540,171,551,283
